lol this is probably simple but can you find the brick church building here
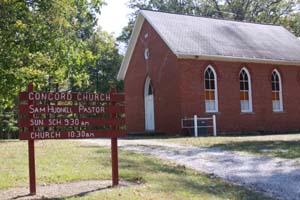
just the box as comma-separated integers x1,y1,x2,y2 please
117,10,300,135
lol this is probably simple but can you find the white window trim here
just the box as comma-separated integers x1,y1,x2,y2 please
144,48,150,60
240,67,253,113
144,76,152,97
204,65,219,113
272,69,283,112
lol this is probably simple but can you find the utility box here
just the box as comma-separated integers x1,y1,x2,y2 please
181,115,216,137
197,120,208,136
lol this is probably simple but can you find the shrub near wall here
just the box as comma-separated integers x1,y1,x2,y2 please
0,110,18,139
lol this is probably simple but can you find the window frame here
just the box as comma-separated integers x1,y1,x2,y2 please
239,67,253,113
144,76,153,97
204,65,219,113
271,69,283,112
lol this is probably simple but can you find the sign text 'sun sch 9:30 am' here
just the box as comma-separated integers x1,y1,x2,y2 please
29,118,89,126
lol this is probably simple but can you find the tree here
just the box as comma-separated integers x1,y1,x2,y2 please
279,1,300,37
0,0,123,138
0,0,105,108
118,0,300,45
117,0,204,44
84,29,123,93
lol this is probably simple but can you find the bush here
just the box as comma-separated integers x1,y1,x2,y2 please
0,110,19,139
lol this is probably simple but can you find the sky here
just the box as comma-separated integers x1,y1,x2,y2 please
97,0,132,38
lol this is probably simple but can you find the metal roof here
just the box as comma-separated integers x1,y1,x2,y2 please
142,10,300,61
117,10,300,80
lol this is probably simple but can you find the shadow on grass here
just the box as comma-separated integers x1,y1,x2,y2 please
49,153,270,200
10,186,110,200
118,150,271,199
11,193,35,199
124,133,183,140
18,145,274,200
15,143,272,200
211,140,300,159
0,140,22,143
164,175,271,200
39,186,111,200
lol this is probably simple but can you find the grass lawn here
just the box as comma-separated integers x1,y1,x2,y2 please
0,140,272,200
154,134,300,159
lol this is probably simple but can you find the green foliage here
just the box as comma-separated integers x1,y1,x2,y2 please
0,0,104,109
212,140,300,159
157,134,300,159
118,0,300,44
279,8,300,37
0,141,271,200
0,0,123,138
0,111,18,139
83,30,123,93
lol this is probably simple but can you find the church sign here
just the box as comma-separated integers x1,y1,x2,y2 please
19,84,125,194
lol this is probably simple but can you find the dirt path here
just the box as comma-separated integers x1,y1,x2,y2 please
85,139,300,200
0,180,136,200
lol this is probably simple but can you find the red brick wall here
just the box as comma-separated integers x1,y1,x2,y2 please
124,20,181,134
179,60,300,134
125,20,300,135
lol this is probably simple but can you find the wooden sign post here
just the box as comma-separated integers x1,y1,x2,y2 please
18,84,126,194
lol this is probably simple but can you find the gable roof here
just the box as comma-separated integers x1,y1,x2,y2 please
117,10,300,80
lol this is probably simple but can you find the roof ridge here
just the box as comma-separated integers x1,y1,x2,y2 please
140,9,282,27
118,9,300,80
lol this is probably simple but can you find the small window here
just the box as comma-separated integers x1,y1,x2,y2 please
148,80,153,95
204,66,218,112
144,33,149,39
144,48,150,60
271,70,283,112
240,68,253,112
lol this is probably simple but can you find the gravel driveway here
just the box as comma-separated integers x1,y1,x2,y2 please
86,139,300,200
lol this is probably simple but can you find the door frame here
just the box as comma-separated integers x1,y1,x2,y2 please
144,76,155,131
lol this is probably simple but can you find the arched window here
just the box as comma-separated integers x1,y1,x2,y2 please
240,68,253,112
144,77,153,96
272,70,283,112
204,66,218,112
147,80,153,95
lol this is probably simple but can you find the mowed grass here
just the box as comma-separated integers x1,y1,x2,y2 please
0,140,272,200
155,134,300,159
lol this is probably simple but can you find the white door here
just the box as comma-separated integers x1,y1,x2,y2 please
144,77,155,131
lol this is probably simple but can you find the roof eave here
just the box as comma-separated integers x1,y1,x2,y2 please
117,14,145,81
177,54,300,66
117,10,179,80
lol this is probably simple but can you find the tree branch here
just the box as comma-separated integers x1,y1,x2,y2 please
212,0,224,18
